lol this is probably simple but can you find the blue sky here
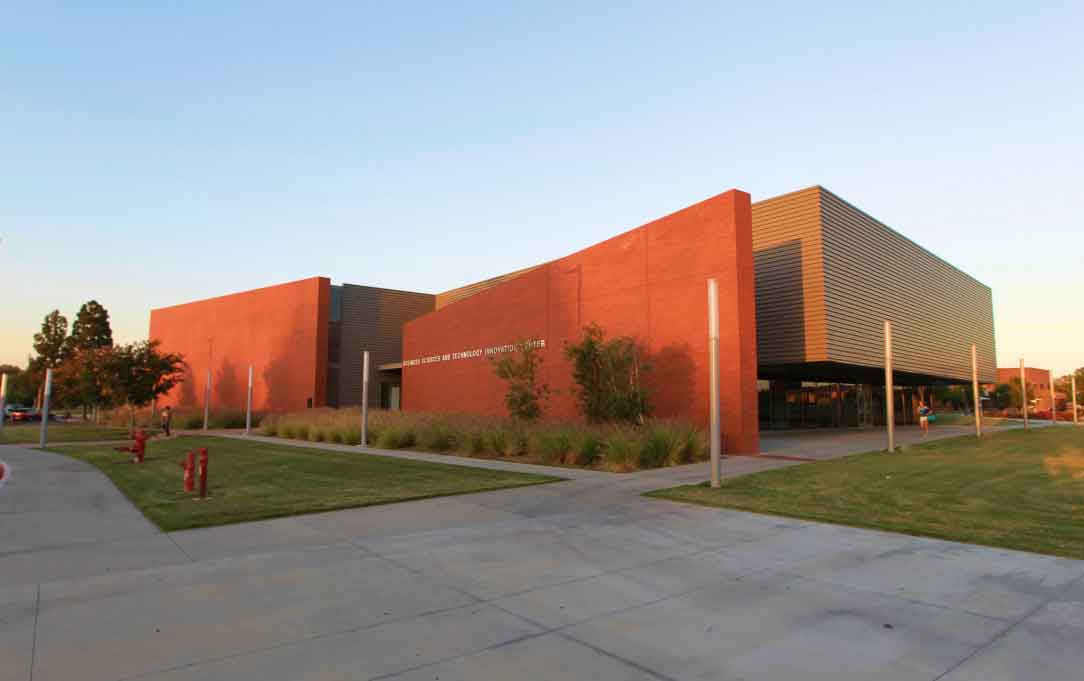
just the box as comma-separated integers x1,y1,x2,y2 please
2,1,1081,374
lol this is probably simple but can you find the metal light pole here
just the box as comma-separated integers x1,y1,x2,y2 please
708,279,722,487
971,343,982,438
360,351,370,447
39,369,53,448
884,321,894,451
203,368,212,431
0,373,8,438
1050,373,1058,425
245,364,254,436
1073,374,1079,426
1020,359,1029,430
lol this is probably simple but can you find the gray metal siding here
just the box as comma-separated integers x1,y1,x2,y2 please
751,187,828,365
435,265,540,309
817,189,996,383
337,285,435,407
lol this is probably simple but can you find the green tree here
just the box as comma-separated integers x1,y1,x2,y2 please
69,300,113,351
31,310,71,407
492,340,549,421
564,323,650,424
102,340,185,434
0,363,34,406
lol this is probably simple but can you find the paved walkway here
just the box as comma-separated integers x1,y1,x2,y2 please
2,427,1081,680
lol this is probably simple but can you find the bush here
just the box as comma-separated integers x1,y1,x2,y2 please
467,430,487,455
536,429,573,464
489,427,509,455
377,426,416,449
603,431,638,471
575,432,603,467
259,407,706,472
638,427,672,469
417,421,456,451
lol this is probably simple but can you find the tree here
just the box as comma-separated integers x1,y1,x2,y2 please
31,310,70,407
64,301,115,417
0,364,34,406
102,340,185,434
53,347,115,416
564,323,650,424
1055,367,1083,410
69,300,113,351
492,340,549,421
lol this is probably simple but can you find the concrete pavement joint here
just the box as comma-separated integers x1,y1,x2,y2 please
930,570,1084,681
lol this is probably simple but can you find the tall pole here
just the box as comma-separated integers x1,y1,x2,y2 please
1073,374,1079,426
884,321,894,451
0,373,8,438
203,368,212,431
1020,359,1029,430
39,368,53,448
708,279,721,488
971,343,982,438
245,364,254,436
360,351,370,447
1049,372,1058,425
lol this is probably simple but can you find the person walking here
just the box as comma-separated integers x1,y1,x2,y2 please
160,405,173,437
918,401,931,439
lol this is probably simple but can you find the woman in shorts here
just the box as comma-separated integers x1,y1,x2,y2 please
917,401,931,438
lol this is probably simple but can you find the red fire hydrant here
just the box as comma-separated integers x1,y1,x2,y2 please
181,451,195,493
198,447,209,499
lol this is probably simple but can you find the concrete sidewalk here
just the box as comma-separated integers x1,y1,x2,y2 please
2,432,1082,680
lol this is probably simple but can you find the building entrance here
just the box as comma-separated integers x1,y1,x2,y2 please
758,380,920,430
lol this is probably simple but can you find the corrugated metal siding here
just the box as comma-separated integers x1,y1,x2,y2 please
751,187,828,364
817,188,997,383
337,285,435,407
435,265,541,309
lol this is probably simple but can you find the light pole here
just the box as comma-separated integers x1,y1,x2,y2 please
707,279,722,487
971,343,982,438
1020,359,1028,430
884,321,894,451
360,351,370,447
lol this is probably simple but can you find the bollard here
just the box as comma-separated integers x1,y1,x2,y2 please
132,429,148,464
198,448,209,499
182,451,195,493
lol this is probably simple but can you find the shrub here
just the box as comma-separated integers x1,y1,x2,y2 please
537,429,573,464
467,430,487,455
378,427,415,449
491,340,549,421
575,432,603,467
417,421,455,450
564,322,651,424
343,428,362,446
489,427,509,455
603,431,638,471
638,427,672,469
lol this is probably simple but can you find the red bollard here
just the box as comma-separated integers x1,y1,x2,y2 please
198,448,209,499
182,451,195,493
132,430,148,464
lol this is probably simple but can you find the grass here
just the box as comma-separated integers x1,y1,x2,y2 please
647,426,1084,559
47,435,561,531
260,408,708,472
1,422,156,444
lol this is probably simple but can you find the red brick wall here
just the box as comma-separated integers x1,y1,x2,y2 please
149,277,329,413
402,190,759,453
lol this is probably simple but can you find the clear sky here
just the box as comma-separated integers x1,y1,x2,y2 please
2,2,1081,375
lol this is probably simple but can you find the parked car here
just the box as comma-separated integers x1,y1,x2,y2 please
8,407,36,422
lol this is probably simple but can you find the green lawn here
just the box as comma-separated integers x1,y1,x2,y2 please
48,435,562,531
1,422,151,444
648,426,1084,559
